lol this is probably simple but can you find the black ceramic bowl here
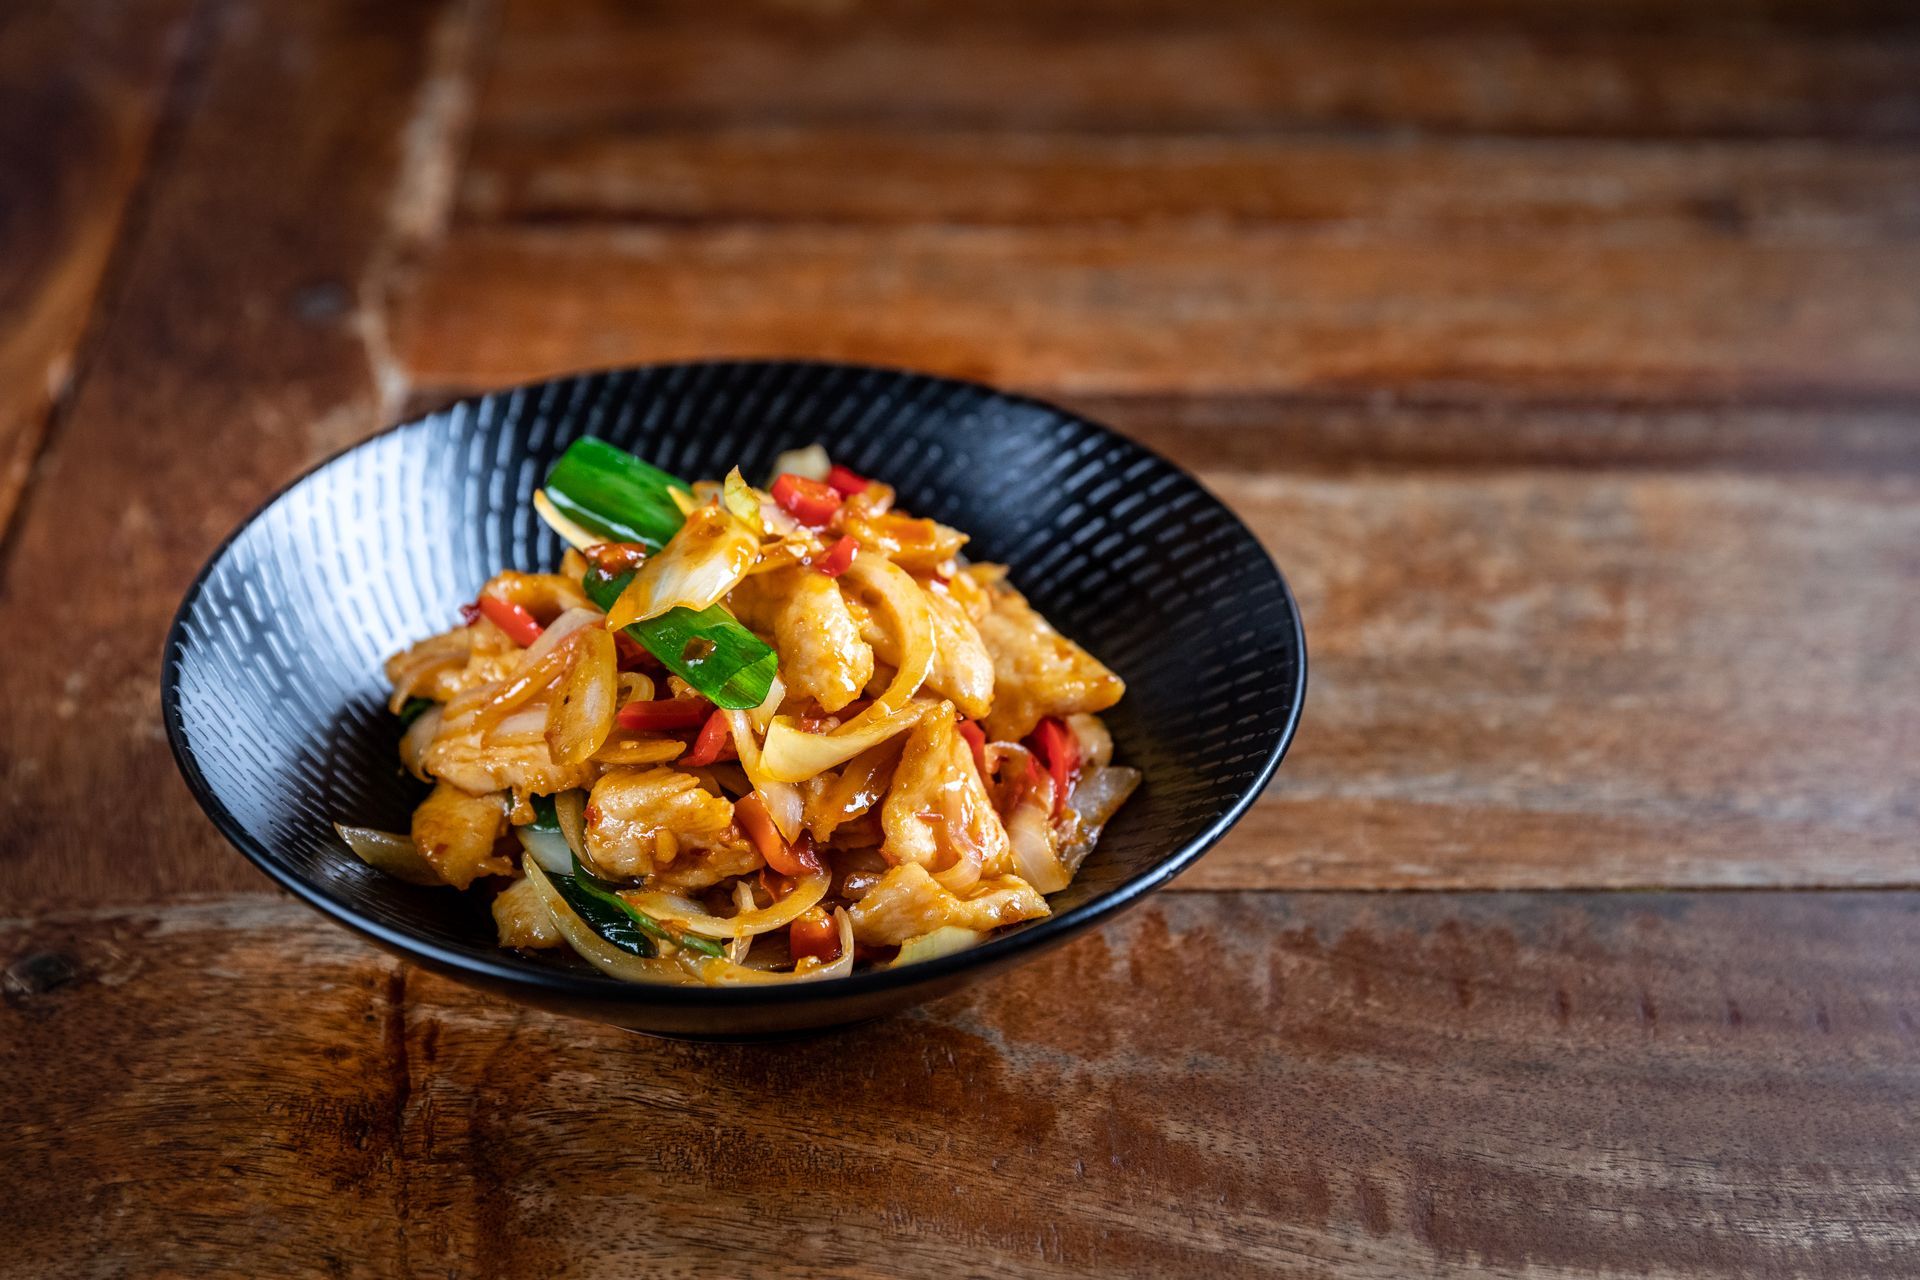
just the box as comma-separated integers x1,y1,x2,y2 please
164,361,1305,1038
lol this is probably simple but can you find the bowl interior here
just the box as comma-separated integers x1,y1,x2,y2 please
165,362,1303,1007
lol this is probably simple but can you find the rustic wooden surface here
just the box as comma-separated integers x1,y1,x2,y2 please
2,0,1916,1274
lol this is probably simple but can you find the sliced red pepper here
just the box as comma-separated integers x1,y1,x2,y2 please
825,464,870,497
476,594,545,647
1030,716,1081,818
957,719,988,779
788,906,842,965
737,794,821,877
616,696,713,732
679,708,736,767
771,473,842,526
814,534,858,578
458,601,483,627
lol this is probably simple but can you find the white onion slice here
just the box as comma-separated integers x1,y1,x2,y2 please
605,506,759,630
770,443,831,483
516,824,573,876
726,709,805,842
552,789,589,863
522,862,696,984
892,926,984,968
533,488,602,551
623,868,830,938
673,908,853,985
759,699,928,785
334,823,442,886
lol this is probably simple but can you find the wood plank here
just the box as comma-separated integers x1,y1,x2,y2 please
0,0,481,911
6,890,1918,1277
0,0,196,536
394,225,1920,400
478,0,1920,140
461,129,1920,240
1190,467,1920,890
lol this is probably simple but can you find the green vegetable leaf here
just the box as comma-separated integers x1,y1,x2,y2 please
546,437,692,551
396,697,436,727
566,854,727,959
526,791,562,834
548,870,656,958
583,566,776,711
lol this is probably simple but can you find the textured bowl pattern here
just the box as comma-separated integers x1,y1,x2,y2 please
165,362,1304,1036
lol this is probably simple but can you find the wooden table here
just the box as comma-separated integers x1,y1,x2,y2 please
4,2,1916,1275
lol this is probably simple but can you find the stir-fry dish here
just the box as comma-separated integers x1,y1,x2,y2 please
337,439,1138,985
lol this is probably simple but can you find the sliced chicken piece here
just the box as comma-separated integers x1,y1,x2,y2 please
584,766,737,880
881,702,1011,884
385,619,519,707
972,574,1125,742
847,863,1048,945
732,567,873,713
421,699,600,797
411,781,511,889
492,876,561,949
851,577,993,720
647,839,763,892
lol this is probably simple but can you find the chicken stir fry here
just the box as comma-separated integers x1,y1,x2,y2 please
338,440,1137,985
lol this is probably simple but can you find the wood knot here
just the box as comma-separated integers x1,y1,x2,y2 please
4,950,83,1003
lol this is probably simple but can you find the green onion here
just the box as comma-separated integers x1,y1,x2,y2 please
560,854,727,959
545,437,692,551
546,436,779,709
584,565,777,711
397,697,436,726
526,791,561,833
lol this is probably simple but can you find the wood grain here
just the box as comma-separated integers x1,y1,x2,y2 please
6,890,1918,1277
0,0,195,537
477,0,1920,140
0,0,479,911
394,226,1920,401
461,129,1920,239
1188,467,1920,889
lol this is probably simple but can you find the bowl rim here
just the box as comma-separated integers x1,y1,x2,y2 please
162,358,1307,1007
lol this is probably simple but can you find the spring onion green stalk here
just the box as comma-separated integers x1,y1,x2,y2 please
546,437,779,709
545,437,692,550
584,565,777,711
397,697,435,726
516,793,574,874
559,854,727,959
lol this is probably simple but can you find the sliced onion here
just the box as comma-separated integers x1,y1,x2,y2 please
484,707,548,745
747,673,785,734
605,505,759,630
724,709,805,841
592,733,687,766
545,626,618,764
726,881,757,964
552,788,589,862
1062,766,1141,871
770,443,831,483
759,699,928,784
617,672,656,705
1007,788,1069,893
722,467,764,534
892,926,984,968
399,705,442,780
516,824,573,875
1066,713,1113,770
521,606,601,666
335,823,442,886
623,868,829,938
674,908,853,985
533,488,602,551
522,862,696,984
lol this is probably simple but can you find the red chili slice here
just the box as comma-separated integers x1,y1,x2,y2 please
1030,716,1080,818
679,708,736,767
956,719,989,779
789,906,842,964
771,473,842,526
825,464,870,496
814,535,858,578
476,594,544,647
